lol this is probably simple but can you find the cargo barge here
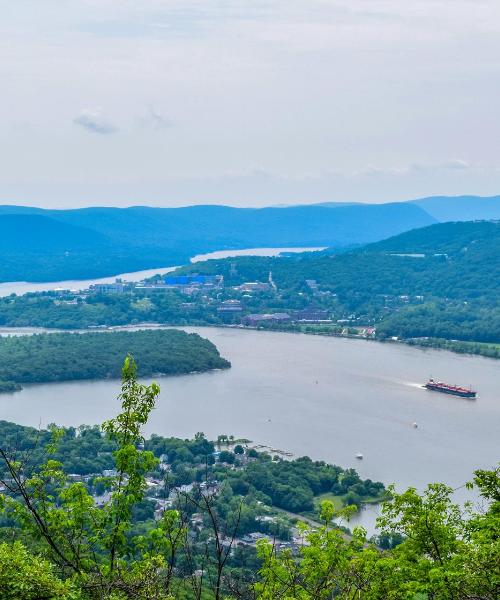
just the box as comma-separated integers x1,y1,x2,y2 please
424,378,477,399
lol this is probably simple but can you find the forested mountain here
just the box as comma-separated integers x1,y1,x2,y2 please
0,197,497,283
412,194,500,221
0,202,436,249
179,221,499,304
363,220,499,255
0,214,109,252
0,202,435,282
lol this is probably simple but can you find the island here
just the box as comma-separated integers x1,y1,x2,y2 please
0,329,230,391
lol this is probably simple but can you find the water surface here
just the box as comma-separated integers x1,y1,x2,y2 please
1,327,497,500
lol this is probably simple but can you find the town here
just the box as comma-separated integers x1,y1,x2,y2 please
38,269,426,340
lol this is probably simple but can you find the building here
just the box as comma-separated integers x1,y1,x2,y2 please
235,281,270,292
90,279,129,294
164,274,222,288
135,274,223,295
294,307,331,322
243,313,292,326
217,299,243,313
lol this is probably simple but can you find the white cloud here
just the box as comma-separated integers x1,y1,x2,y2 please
73,109,117,135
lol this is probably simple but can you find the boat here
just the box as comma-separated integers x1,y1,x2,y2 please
355,453,363,460
424,378,477,399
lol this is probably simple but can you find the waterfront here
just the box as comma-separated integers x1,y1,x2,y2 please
0,247,323,297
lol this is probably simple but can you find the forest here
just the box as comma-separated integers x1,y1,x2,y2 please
0,329,230,391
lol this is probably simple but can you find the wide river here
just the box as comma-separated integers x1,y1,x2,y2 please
0,325,498,534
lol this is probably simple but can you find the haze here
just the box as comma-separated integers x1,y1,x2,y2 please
1,1,500,208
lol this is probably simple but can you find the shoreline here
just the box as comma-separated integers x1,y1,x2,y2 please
1,321,497,361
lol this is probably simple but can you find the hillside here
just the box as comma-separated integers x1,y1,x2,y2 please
0,214,110,252
173,221,500,347
177,221,499,302
412,194,500,221
363,220,500,255
0,203,435,282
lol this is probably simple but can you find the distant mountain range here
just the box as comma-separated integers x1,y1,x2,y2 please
411,195,500,221
0,194,498,282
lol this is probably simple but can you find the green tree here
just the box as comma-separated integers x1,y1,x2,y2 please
0,541,79,599
0,356,184,599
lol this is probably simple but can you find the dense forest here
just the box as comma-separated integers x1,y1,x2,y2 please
0,360,497,599
0,329,230,391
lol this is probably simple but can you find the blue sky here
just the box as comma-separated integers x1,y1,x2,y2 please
1,1,500,207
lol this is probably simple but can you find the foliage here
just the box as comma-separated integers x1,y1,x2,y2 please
0,329,230,390
0,540,79,599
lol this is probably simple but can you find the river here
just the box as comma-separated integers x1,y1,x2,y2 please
0,247,324,297
0,326,497,534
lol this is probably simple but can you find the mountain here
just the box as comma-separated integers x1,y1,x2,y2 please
1,194,498,282
0,202,436,282
412,195,500,221
362,220,500,256
0,202,435,248
0,214,110,252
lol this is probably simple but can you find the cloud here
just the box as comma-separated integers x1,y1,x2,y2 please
355,159,473,177
73,109,117,134
443,159,470,170
138,107,173,131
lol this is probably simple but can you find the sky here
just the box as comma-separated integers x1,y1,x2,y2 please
1,0,500,208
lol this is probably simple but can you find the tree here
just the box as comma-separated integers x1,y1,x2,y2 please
0,356,185,599
0,541,79,600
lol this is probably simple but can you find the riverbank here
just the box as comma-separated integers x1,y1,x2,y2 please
224,322,500,360
1,319,498,361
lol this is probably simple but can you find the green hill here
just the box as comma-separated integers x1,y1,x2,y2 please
364,220,499,256
175,221,500,347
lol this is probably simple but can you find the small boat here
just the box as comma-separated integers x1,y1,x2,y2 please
424,378,476,399
355,453,363,460
412,422,418,428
